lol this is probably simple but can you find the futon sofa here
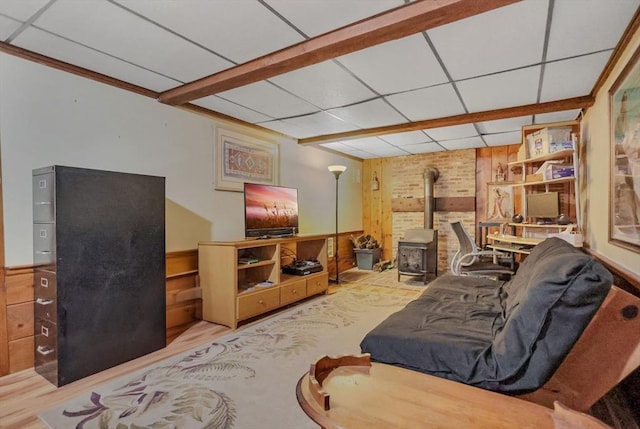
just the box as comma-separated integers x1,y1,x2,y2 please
360,237,613,394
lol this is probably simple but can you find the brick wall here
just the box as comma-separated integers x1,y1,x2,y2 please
390,150,476,274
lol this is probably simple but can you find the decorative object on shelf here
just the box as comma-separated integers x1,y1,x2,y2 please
495,162,505,182
512,214,524,223
510,165,523,176
215,127,279,192
486,184,514,221
609,43,640,252
328,165,347,283
371,172,380,191
556,214,572,225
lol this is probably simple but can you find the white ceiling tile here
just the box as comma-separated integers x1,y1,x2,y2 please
0,15,21,40
277,112,358,138
483,131,522,147
270,61,375,109
34,0,233,82
476,116,533,134
341,137,389,151
457,66,541,112
424,124,478,141
337,34,448,94
547,0,639,61
343,150,379,159
265,0,403,38
114,0,304,64
320,143,378,159
259,120,309,138
328,99,407,128
403,142,445,154
386,84,465,121
218,81,318,118
534,109,582,124
366,145,411,157
192,95,274,123
0,0,49,21
13,27,180,92
540,52,611,102
380,131,432,146
439,136,486,151
428,0,548,80
319,142,355,151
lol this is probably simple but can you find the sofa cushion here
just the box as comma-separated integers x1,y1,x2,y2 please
360,274,505,380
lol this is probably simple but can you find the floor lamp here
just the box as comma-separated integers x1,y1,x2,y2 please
328,165,347,283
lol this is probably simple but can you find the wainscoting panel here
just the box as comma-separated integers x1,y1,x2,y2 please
0,250,203,376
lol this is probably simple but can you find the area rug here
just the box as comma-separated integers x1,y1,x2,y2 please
40,285,420,429
340,267,431,289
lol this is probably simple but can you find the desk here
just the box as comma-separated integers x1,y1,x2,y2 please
477,221,503,249
296,355,609,429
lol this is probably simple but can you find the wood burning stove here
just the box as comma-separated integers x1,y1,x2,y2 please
397,229,437,284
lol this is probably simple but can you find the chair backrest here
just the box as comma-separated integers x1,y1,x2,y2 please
450,221,478,266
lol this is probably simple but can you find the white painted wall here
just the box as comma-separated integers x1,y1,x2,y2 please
581,27,640,276
0,53,362,266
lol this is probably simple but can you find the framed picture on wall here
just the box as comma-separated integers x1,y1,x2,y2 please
609,44,640,252
486,184,514,221
215,127,280,192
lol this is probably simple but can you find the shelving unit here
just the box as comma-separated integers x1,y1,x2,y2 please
199,234,329,328
487,120,582,254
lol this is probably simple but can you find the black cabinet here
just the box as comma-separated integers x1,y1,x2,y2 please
33,166,166,386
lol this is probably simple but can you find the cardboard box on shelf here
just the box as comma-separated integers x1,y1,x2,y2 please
525,173,543,182
527,126,573,157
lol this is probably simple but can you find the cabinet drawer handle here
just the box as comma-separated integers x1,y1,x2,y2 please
37,345,54,356
36,250,52,254
36,298,53,305
292,289,297,294
258,299,264,305
35,201,52,205
41,325,49,337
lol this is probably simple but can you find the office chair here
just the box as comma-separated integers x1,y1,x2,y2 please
449,220,515,279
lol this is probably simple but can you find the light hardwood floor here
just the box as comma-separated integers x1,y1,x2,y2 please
0,321,231,429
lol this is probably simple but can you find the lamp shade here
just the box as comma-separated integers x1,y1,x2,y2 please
328,165,347,178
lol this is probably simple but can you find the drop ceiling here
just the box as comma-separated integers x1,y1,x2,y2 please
0,0,638,159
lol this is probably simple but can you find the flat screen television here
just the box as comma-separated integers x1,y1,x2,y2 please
526,192,560,223
244,183,299,238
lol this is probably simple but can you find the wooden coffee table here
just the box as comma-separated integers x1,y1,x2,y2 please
296,354,609,429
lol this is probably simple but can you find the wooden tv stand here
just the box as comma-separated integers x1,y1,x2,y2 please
198,234,330,328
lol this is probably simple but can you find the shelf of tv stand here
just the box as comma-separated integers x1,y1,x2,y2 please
237,259,274,270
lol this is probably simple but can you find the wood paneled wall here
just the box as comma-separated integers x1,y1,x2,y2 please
0,250,203,376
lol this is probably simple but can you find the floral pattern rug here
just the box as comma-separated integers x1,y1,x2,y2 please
40,285,420,429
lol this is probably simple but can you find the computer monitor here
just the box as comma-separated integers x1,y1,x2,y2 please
526,192,560,223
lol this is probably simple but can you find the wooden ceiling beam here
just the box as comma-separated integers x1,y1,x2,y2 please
158,0,519,106
298,96,594,145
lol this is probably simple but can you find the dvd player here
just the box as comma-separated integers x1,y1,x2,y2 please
282,260,323,276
